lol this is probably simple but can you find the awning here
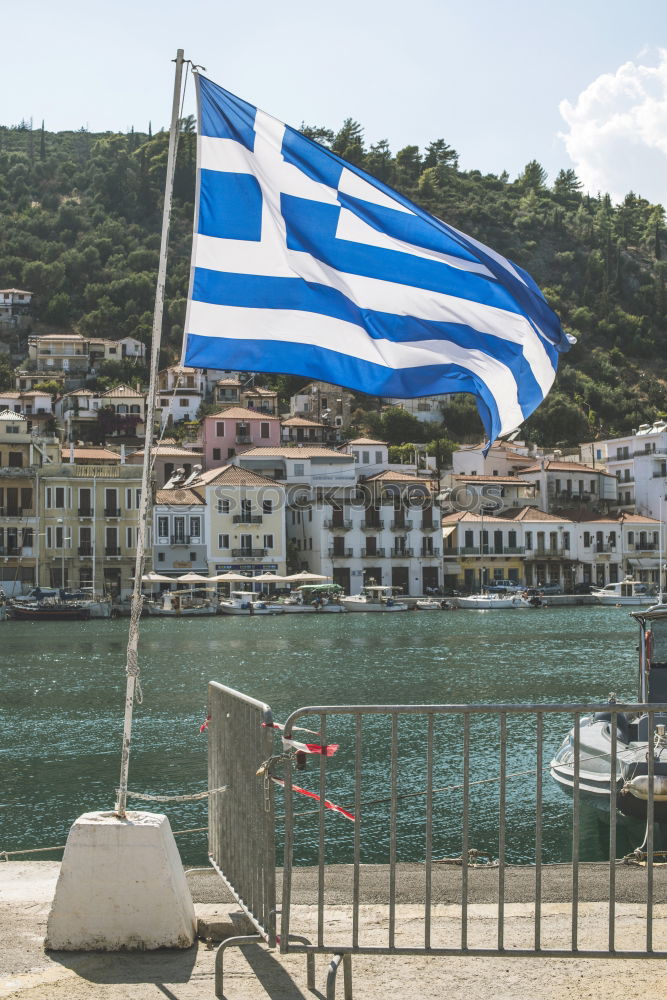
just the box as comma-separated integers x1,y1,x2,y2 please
442,525,457,539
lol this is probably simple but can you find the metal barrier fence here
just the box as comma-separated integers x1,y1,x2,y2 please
208,682,314,997
278,702,667,999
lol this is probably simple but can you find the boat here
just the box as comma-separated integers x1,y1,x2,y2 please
591,577,655,606
550,605,667,824
455,592,528,609
8,600,91,621
415,598,446,610
340,585,408,612
218,590,284,616
146,589,218,616
279,584,346,613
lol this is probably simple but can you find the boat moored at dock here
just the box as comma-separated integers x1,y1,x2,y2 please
341,585,408,612
591,577,655,606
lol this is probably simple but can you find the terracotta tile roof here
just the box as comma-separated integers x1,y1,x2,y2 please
244,386,277,396
0,391,21,398
155,488,205,506
240,446,350,458
441,507,574,524
559,510,661,524
281,416,326,427
0,288,32,295
453,474,533,485
364,470,434,482
62,447,120,461
63,388,95,397
521,460,613,475
505,507,574,522
215,377,241,386
207,405,279,420
0,409,27,421
191,464,283,488
347,438,388,446
128,444,202,458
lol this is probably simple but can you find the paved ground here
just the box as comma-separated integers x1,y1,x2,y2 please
2,862,667,999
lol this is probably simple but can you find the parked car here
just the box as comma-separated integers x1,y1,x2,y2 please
572,583,591,595
537,583,562,595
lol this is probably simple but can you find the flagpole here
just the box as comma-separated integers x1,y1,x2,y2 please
115,48,186,817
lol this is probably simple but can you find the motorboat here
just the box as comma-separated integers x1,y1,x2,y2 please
218,590,284,616
591,577,655,606
146,589,217,616
415,598,446,611
341,586,408,612
279,584,346,614
8,600,91,621
550,606,667,824
455,592,528,609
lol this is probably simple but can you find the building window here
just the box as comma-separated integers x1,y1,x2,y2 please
157,516,169,539
263,534,274,549
583,532,591,547
126,526,133,548
179,398,189,407
362,451,370,464
190,516,201,539
563,532,570,549
260,421,270,439
218,533,230,548
217,498,230,513
375,451,382,463
216,421,225,436
55,487,65,508
294,463,305,476
212,448,221,460
157,552,165,562
263,499,272,514
525,532,532,549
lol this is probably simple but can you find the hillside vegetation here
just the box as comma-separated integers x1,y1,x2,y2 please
1,117,666,448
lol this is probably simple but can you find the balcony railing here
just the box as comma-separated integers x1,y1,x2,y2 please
235,434,252,444
78,507,94,517
0,507,31,517
390,520,413,531
105,546,121,556
530,547,567,558
421,521,438,532
627,542,658,552
421,547,441,557
323,518,352,530
231,548,267,558
391,548,414,558
104,507,121,518
361,519,384,531
170,535,191,545
78,545,93,556
361,548,385,558
0,546,20,556
232,515,262,524
328,547,354,558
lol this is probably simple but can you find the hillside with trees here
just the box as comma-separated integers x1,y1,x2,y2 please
1,116,666,448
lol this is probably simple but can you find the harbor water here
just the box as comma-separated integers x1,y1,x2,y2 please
1,606,644,867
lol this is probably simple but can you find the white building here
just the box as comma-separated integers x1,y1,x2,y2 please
382,394,452,423
594,420,667,518
153,487,208,579
156,365,206,426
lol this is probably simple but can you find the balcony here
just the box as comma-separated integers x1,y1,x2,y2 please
231,548,267,558
390,548,414,558
530,547,567,558
232,515,262,524
0,546,20,556
503,546,525,554
361,548,385,558
78,507,94,517
0,507,30,517
390,520,413,531
421,547,441,557
235,434,253,444
361,519,384,531
627,542,658,552
78,545,93,556
104,507,121,518
323,518,352,530
421,521,438,532
328,547,353,558
105,546,121,556
170,535,191,545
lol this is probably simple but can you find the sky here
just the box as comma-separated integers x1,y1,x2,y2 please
3,0,667,207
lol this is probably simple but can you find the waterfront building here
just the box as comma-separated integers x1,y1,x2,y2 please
519,460,617,514
37,463,143,598
590,419,667,518
0,409,49,594
439,473,539,514
153,487,208,581
441,507,665,592
27,333,90,375
201,406,281,467
186,465,287,580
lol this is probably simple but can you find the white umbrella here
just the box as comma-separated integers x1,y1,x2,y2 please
284,571,330,582
141,572,174,583
177,572,212,583
208,572,252,582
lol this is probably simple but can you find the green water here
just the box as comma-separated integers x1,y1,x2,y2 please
1,607,644,866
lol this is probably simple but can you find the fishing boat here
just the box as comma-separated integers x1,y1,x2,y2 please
455,592,527,609
341,585,408,612
279,584,346,613
591,577,655,606
550,606,667,824
415,598,446,610
8,600,91,621
218,590,284,616
146,589,217,617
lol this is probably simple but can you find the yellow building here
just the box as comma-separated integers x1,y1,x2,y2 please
37,463,143,597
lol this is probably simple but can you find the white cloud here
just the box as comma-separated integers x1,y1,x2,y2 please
559,50,667,207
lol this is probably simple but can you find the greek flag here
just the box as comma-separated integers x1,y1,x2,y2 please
183,74,571,441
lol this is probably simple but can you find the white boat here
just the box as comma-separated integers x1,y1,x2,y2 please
591,578,655,606
146,589,217,616
551,606,667,825
415,598,445,610
341,586,408,612
279,585,346,614
456,592,527,609
218,590,283,616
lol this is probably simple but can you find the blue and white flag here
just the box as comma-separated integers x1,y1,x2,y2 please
183,74,571,441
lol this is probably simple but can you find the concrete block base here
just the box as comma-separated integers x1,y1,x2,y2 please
45,810,196,951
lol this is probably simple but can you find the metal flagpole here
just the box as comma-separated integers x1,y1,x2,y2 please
115,49,186,817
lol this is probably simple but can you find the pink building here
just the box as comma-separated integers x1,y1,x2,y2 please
201,406,281,469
